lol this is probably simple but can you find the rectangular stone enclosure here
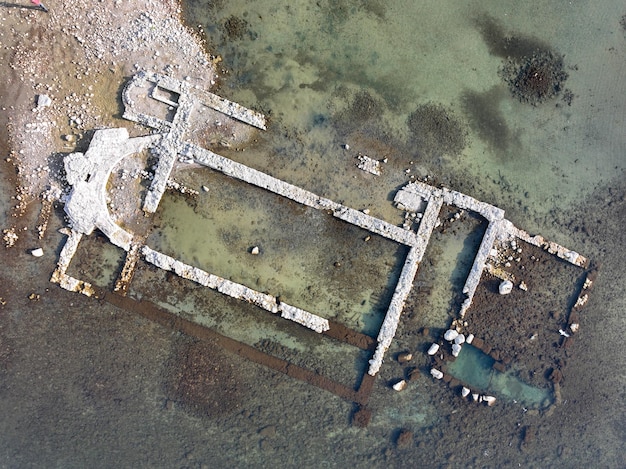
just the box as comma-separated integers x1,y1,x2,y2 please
51,72,593,416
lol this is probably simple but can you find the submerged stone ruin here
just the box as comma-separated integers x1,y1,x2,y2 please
50,72,594,423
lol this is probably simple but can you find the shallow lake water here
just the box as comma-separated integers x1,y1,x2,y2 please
171,0,626,465
1,1,625,467
446,343,552,408
183,0,626,236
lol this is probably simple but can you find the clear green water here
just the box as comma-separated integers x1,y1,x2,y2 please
447,344,552,408
147,168,408,336
183,0,626,239
175,0,625,416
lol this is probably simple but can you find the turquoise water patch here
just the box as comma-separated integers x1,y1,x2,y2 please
446,344,552,408
446,343,495,390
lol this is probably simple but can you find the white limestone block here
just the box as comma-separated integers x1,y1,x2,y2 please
427,343,440,355
430,368,443,380
499,280,513,295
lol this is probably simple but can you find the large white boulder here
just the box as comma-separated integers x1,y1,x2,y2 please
427,343,440,355
499,280,513,295
430,368,444,380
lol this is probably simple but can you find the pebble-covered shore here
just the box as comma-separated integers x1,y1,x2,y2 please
2,0,218,245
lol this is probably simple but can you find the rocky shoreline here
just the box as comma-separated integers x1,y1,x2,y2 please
2,0,218,247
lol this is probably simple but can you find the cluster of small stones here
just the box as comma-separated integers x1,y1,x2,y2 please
356,154,383,176
117,167,199,198
5,0,220,213
60,89,96,131
2,228,19,248
35,188,60,240
427,331,497,406
63,6,214,73
389,352,417,393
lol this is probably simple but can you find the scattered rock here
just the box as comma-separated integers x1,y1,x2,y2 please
483,395,496,406
519,281,528,291
395,429,414,448
461,386,470,397
250,246,260,255
37,94,52,109
444,329,459,341
430,368,443,380
454,334,465,345
31,247,44,257
427,343,439,355
451,343,462,357
392,379,407,391
3,228,19,247
499,280,513,295
397,351,413,364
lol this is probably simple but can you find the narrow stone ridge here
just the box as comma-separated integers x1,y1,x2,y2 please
50,229,95,297
187,144,418,246
367,196,443,375
141,246,330,334
459,218,503,318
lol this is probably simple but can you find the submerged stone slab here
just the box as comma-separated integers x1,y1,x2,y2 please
141,246,333,333
50,229,95,297
279,303,330,333
395,181,504,222
188,144,419,247
368,196,442,375
122,70,266,131
356,154,382,176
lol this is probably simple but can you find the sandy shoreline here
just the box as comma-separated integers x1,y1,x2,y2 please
1,0,218,244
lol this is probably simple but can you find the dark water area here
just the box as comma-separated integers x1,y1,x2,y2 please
0,1,625,468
